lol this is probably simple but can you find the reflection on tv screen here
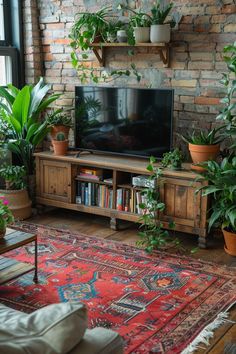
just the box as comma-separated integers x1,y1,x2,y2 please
75,86,173,158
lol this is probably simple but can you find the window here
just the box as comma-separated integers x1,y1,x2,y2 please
0,0,24,87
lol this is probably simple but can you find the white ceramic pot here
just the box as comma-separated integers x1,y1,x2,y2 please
117,30,127,43
133,27,150,43
150,24,171,43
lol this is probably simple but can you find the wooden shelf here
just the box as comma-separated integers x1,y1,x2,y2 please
90,42,170,67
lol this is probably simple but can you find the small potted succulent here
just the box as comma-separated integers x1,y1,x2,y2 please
181,128,225,172
149,1,176,43
0,165,32,220
47,109,72,141
0,196,14,238
52,132,69,156
161,148,184,170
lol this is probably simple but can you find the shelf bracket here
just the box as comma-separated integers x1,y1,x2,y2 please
157,46,170,68
92,47,105,67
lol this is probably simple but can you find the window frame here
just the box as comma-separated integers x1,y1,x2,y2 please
0,0,24,87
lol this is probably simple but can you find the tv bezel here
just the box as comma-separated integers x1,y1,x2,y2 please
74,85,174,160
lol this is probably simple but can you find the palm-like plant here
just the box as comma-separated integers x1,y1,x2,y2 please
0,77,60,175
198,157,236,233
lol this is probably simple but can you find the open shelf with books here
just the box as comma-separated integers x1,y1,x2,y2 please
35,151,209,248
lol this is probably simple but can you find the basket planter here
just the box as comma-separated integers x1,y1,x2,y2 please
150,24,170,43
52,140,69,156
223,228,236,256
0,227,6,238
189,143,220,172
133,27,150,43
0,189,32,220
50,126,70,140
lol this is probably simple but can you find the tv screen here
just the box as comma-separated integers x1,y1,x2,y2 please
75,86,173,158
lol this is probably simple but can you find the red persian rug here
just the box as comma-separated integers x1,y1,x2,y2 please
0,223,235,354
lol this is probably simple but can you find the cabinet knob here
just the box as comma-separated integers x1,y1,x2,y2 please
68,183,71,187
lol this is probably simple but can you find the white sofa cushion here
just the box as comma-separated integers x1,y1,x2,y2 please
0,302,88,354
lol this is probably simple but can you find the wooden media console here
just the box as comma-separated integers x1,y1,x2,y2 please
35,151,208,248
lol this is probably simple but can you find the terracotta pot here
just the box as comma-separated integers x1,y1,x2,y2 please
52,140,69,156
189,143,220,172
223,228,236,256
0,227,6,238
0,189,32,220
50,125,70,140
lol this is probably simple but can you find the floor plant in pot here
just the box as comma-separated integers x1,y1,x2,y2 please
0,196,14,238
197,156,236,256
0,165,32,220
181,128,225,172
0,77,59,202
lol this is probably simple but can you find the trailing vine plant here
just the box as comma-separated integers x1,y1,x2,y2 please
136,156,176,253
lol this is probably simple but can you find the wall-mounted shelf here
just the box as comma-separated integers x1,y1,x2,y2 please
90,42,170,68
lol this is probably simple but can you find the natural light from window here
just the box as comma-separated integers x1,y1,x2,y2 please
0,0,4,40
0,56,12,85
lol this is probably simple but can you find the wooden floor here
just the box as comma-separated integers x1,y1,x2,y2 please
29,208,236,354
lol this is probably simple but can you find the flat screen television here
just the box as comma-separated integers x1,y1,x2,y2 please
75,86,174,159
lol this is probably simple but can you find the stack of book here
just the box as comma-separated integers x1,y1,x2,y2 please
76,182,113,208
116,188,147,214
78,167,103,181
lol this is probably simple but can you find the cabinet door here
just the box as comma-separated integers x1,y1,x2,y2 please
39,160,71,202
159,177,207,234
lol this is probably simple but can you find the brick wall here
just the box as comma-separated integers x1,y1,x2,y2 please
22,0,236,149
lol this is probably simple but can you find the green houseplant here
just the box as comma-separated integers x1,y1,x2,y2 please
181,128,225,172
150,1,176,43
137,156,175,253
216,41,236,150
0,77,59,176
0,165,32,220
46,109,72,140
69,6,112,53
197,157,236,255
0,195,14,238
161,148,183,170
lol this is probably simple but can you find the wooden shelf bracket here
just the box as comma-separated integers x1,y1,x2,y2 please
91,43,170,68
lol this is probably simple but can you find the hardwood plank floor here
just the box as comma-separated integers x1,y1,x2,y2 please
29,208,236,354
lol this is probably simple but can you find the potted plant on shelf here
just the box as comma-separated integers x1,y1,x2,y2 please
0,165,32,220
46,109,72,140
0,196,14,238
161,148,184,170
149,1,176,43
117,4,150,43
198,157,236,256
52,132,69,156
181,128,225,172
69,6,112,53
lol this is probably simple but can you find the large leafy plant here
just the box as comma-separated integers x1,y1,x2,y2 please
0,77,60,175
197,157,236,233
137,156,175,253
216,42,236,149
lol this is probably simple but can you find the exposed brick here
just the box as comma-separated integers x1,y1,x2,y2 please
195,97,220,105
222,5,236,13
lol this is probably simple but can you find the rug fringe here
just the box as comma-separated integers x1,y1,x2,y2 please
181,308,233,354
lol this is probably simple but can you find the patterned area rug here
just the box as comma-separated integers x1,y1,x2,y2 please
0,223,235,354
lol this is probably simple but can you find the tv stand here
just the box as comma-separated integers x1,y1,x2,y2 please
35,151,209,248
